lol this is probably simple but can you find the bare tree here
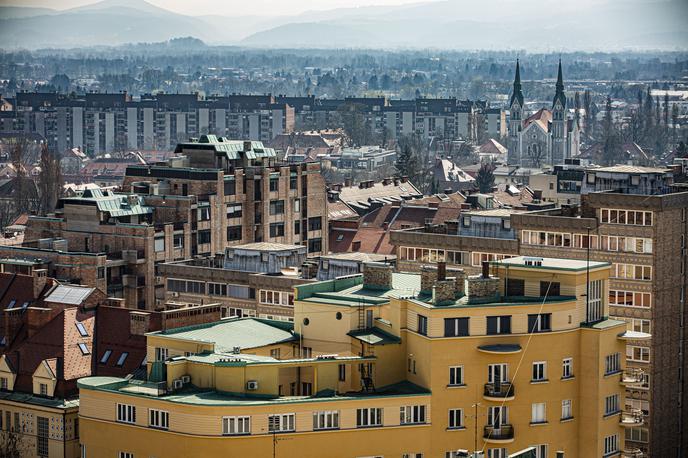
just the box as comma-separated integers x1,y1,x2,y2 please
0,429,27,458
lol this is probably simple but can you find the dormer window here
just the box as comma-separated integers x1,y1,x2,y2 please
78,343,90,355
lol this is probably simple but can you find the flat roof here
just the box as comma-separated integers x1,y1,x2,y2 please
77,378,429,406
590,165,669,174
149,318,297,351
229,242,305,252
494,256,610,272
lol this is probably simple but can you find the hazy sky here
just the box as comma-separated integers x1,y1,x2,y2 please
1,0,436,17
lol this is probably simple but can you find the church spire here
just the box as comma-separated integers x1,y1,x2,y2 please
553,59,566,109
510,59,524,108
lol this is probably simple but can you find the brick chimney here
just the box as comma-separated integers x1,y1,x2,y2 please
363,262,393,290
32,269,48,298
27,307,59,338
465,262,499,304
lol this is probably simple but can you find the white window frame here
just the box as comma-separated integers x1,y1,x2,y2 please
532,361,547,381
268,413,295,433
531,402,546,424
356,408,383,427
116,404,136,424
604,434,619,455
313,411,339,430
448,408,464,429
223,416,250,435
148,409,169,430
627,345,650,362
561,399,572,420
562,358,573,379
400,405,426,425
448,366,464,386
605,394,620,415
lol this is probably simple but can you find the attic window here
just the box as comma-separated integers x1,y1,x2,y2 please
78,343,90,355
100,350,112,364
21,302,29,309
7,300,15,309
116,352,129,367
336,234,344,242
75,322,89,337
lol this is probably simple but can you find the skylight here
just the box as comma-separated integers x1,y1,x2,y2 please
116,352,129,367
78,343,90,355
100,350,112,364
75,322,89,337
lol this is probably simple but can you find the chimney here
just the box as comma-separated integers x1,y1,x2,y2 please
27,307,59,338
401,176,408,183
420,265,438,293
345,178,352,187
448,267,466,296
437,261,446,280
32,269,48,298
243,140,252,152
363,262,393,290
465,263,499,304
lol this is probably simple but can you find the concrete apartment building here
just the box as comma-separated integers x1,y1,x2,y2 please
390,167,688,457
3,136,328,311
5,92,295,154
2,92,502,154
77,258,633,457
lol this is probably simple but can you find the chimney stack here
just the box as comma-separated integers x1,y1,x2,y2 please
363,262,393,290
437,261,446,281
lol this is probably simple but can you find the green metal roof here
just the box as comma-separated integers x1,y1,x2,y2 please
150,318,297,352
348,327,401,345
62,190,152,217
0,391,79,410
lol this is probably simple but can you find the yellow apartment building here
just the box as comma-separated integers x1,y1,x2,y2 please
77,257,643,458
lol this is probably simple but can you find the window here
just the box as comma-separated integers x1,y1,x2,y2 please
313,411,339,430
487,316,511,335
119,453,134,458
471,252,514,267
269,200,285,215
154,236,165,252
78,343,90,355
269,176,279,192
448,409,464,429
149,409,169,430
601,208,652,226
117,404,136,424
533,445,548,458
487,449,507,458
611,263,652,281
625,427,649,443
100,350,112,364
308,217,322,231
400,405,426,424
155,347,168,362
605,353,621,374
37,416,48,457
208,282,227,297
586,279,603,323
39,383,48,396
197,230,211,244
609,290,651,308
505,278,524,296
227,225,242,241
444,318,469,337
223,416,250,435
294,220,301,235
528,313,552,333
356,408,383,427
417,315,428,336
173,234,184,249
198,206,210,221
338,364,346,381
75,322,89,337
268,413,295,432
605,394,620,415
224,178,236,196
627,346,650,362
308,237,322,253
270,223,285,238
531,403,546,424
116,352,128,367
290,176,297,190
448,366,464,386
293,198,300,213
540,281,560,297
561,399,572,420
604,434,619,455
532,362,547,381
226,203,242,218
562,358,573,379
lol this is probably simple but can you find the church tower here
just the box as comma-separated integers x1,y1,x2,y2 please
551,59,567,164
507,59,524,165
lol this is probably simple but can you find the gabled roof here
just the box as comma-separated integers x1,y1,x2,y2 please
523,108,552,132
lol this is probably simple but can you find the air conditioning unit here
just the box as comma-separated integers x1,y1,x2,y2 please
172,379,183,390
246,380,259,391
181,375,191,384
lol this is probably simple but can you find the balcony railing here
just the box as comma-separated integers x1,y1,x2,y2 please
620,408,644,427
483,424,514,441
620,368,645,386
483,382,515,399
621,448,644,458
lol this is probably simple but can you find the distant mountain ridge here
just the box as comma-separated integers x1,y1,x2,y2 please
0,0,686,50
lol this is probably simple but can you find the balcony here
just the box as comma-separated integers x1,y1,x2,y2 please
483,424,514,443
620,408,644,427
483,382,515,401
621,448,645,458
620,368,645,387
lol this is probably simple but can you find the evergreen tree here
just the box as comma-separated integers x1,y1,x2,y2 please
396,143,418,180
475,161,496,194
602,95,621,165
